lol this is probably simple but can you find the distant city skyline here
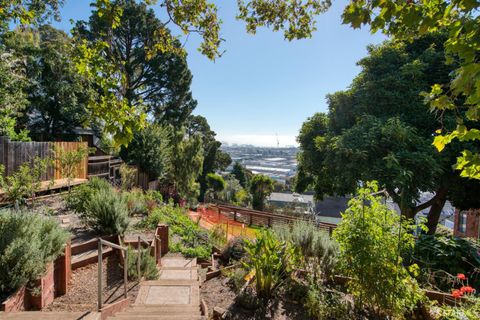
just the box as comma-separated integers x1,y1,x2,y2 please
218,134,298,148
54,0,386,146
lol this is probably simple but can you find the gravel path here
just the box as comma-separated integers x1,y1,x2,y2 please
46,254,140,312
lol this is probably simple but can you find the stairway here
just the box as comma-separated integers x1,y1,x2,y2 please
107,256,203,320
0,311,94,319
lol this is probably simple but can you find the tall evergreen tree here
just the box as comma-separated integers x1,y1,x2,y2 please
250,174,274,211
187,115,231,202
75,0,197,127
232,161,248,189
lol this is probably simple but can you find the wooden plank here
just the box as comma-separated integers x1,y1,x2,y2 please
88,155,113,161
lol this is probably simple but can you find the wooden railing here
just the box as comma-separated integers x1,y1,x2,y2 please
211,203,337,236
98,238,128,311
88,155,123,180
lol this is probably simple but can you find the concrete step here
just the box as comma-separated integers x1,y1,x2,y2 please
0,311,90,319
141,280,200,286
127,305,200,314
112,314,203,320
158,268,198,280
160,257,196,268
72,247,113,269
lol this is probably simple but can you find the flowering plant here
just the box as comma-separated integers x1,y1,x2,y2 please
452,274,476,300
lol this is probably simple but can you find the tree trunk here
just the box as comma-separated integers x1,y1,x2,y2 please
426,186,449,235
402,207,416,220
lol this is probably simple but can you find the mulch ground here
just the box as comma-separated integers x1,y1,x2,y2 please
200,275,310,320
45,254,140,312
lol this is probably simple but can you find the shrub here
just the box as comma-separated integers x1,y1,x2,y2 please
333,181,425,318
221,236,248,263
274,221,339,279
144,190,163,212
224,267,248,293
0,157,50,207
243,229,298,300
81,188,129,235
140,204,212,259
54,144,90,192
432,297,480,320
206,173,225,199
412,234,480,291
126,246,159,281
65,177,112,213
0,210,69,298
123,188,148,216
119,164,137,191
209,224,228,248
145,190,163,204
304,284,352,320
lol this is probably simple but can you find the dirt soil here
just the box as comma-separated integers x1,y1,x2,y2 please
201,275,310,320
30,194,100,243
45,254,140,312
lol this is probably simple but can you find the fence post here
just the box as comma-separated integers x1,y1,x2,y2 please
137,236,141,281
0,136,8,177
124,250,128,299
98,239,102,311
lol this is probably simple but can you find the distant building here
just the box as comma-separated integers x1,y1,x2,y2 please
266,192,350,224
453,209,480,239
267,192,314,215
314,196,350,225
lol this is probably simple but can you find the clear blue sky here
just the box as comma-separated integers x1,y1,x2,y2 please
53,0,386,147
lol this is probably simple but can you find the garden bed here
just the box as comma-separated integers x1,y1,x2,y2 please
45,254,139,312
201,275,309,320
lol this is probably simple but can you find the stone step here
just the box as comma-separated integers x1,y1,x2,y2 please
72,247,113,269
0,311,90,320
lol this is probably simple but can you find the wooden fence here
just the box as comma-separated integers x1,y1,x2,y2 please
0,136,88,181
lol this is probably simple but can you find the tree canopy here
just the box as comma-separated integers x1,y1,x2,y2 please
187,115,231,202
166,128,204,202
0,46,29,141
4,25,92,139
4,1,479,170
119,123,171,179
295,34,480,233
341,0,480,179
250,174,274,211
75,0,197,127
